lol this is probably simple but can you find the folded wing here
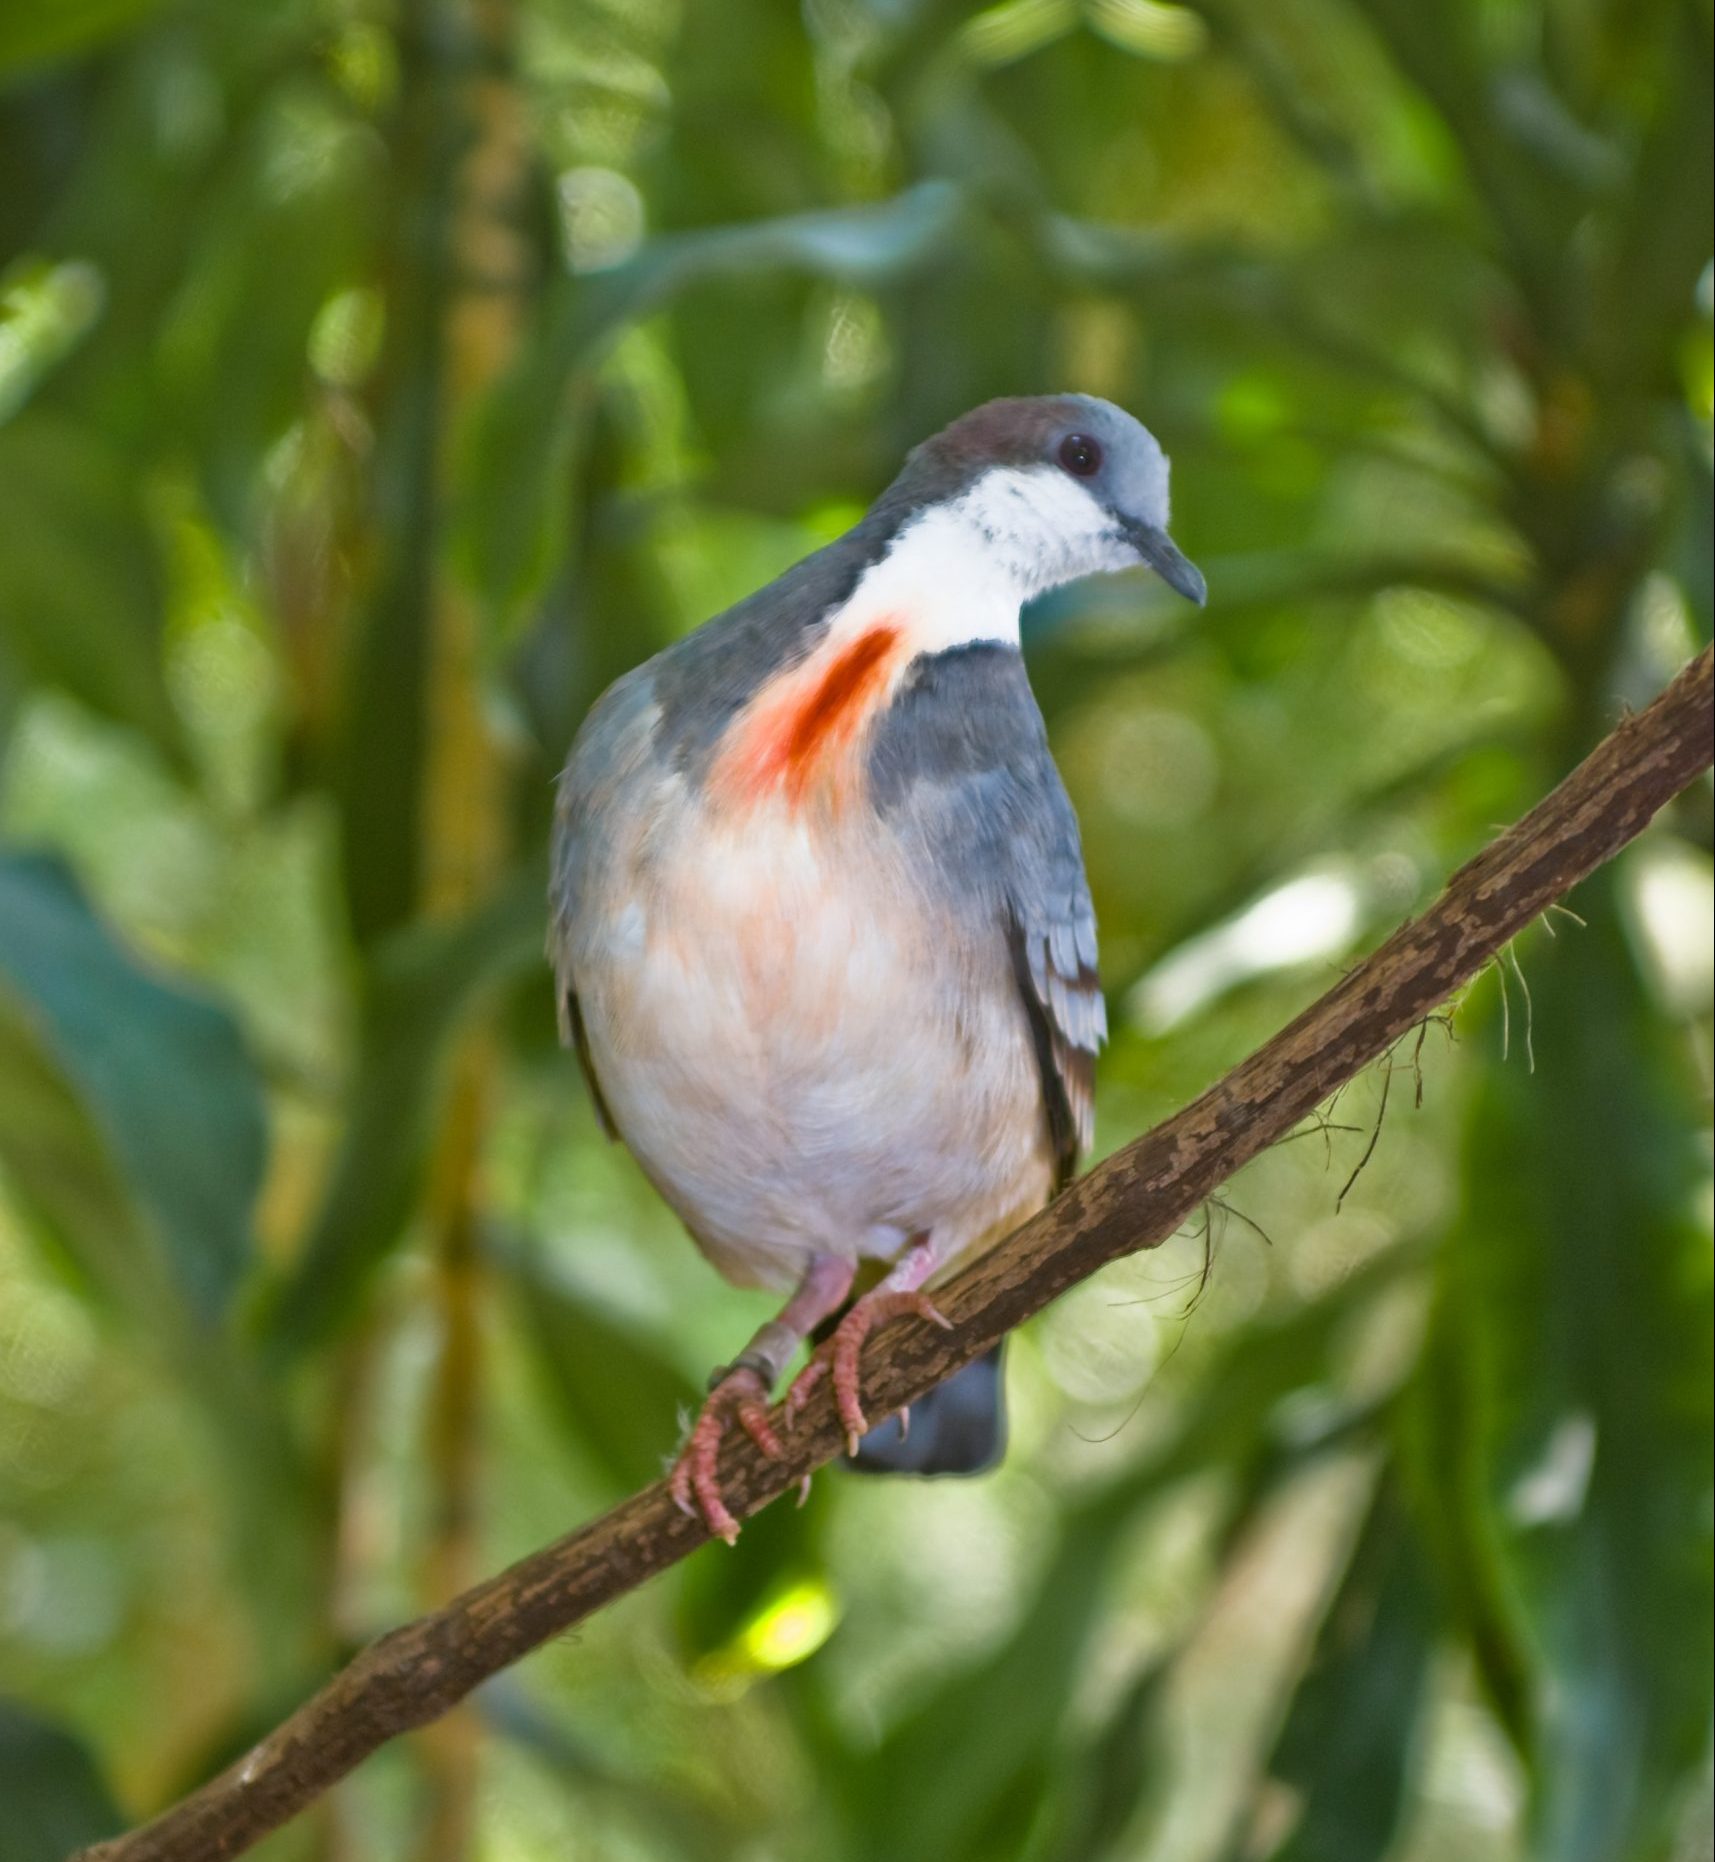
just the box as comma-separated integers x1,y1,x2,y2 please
867,642,1104,1189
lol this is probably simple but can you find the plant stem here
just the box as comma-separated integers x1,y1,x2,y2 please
413,0,530,1855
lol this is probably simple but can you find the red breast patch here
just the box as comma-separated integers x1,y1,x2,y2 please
713,624,903,806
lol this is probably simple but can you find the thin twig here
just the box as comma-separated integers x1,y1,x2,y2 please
74,648,1714,1862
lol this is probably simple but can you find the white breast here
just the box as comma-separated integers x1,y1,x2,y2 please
576,796,1053,1290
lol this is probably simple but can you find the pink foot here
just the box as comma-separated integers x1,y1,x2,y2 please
669,1366,782,1544
786,1289,952,1455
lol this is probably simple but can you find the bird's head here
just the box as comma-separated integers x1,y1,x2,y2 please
883,393,1206,609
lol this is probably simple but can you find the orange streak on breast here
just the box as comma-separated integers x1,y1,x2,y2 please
714,624,904,807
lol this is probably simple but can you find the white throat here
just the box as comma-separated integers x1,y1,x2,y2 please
830,466,1135,657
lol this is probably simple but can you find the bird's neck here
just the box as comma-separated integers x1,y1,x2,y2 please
706,467,1122,812
852,466,1127,655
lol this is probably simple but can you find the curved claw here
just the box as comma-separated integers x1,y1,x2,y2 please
668,1366,782,1544
791,1289,952,1455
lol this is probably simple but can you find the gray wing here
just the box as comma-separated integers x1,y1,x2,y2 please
547,663,662,1140
868,643,1105,1186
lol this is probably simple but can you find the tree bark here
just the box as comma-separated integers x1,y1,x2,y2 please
75,646,1713,1862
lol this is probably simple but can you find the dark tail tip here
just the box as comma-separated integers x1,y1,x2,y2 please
844,1344,1006,1477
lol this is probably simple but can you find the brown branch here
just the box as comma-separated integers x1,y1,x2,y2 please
76,647,1714,1862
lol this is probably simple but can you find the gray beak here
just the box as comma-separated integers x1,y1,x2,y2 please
1124,520,1207,607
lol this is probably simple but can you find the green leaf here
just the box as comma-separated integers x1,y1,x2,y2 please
0,849,265,1321
496,1238,699,1496
1590,13,1714,386
0,1701,123,1862
0,0,161,81
674,1482,831,1673
1672,421,1713,647
0,413,179,756
482,1679,731,1861
262,875,543,1358
1398,1285,1536,1751
454,182,965,625
832,1247,1416,1862
1338,0,1577,312
1428,885,1713,1862
331,521,435,947
841,1483,1134,1862
1041,1656,1172,1862
327,41,461,948
1249,1478,1438,1862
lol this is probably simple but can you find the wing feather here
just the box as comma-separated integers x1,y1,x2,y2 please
868,644,1104,1188
548,664,660,1141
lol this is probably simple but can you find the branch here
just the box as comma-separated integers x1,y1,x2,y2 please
77,648,1713,1862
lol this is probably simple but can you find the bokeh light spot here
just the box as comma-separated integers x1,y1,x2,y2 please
558,167,646,273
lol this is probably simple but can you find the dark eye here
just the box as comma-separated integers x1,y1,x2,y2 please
1058,432,1103,477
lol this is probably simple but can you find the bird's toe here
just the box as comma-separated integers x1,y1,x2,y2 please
669,1365,778,1544
828,1288,951,1455
783,1354,830,1425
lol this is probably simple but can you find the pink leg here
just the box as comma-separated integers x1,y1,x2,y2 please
786,1236,953,1455
669,1254,854,1544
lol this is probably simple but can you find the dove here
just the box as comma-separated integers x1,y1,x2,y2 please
549,395,1204,1540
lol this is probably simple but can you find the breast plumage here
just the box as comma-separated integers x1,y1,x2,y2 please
573,617,1054,1295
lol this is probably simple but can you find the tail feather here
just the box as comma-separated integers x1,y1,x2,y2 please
844,1344,1006,1477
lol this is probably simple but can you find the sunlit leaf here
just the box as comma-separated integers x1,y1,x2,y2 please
676,1478,831,1672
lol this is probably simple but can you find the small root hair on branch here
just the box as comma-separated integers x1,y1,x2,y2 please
1336,1057,1393,1212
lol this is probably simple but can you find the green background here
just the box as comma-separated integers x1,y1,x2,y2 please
0,1,1710,1858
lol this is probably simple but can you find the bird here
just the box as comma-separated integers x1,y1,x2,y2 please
548,394,1205,1542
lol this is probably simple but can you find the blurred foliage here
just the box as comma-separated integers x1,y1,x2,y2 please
0,2,1710,1860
